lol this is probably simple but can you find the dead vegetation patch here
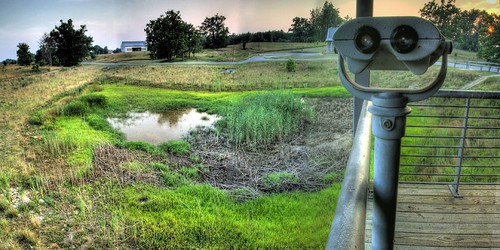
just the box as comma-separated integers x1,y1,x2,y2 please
87,97,353,198
90,145,163,186
189,97,353,197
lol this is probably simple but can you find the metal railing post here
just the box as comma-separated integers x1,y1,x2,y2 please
352,0,373,136
369,93,411,250
449,97,471,197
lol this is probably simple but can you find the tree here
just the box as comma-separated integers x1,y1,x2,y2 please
38,33,56,66
49,19,93,66
455,9,489,51
16,43,33,66
186,24,203,58
477,14,500,63
200,14,230,49
34,49,47,66
145,10,191,61
291,1,344,42
289,17,312,42
419,0,461,41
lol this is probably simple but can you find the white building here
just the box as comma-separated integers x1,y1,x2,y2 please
325,27,338,53
120,41,147,53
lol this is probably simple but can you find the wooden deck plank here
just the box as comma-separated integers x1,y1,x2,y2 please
399,184,500,190
398,187,500,197
365,232,500,248
365,184,500,249
397,203,499,214
397,195,499,205
366,221,500,234
365,243,495,250
366,211,500,224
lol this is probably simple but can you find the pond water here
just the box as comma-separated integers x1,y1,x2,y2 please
108,109,219,145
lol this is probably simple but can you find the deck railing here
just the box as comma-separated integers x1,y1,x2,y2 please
326,101,372,249
401,90,500,197
327,90,500,248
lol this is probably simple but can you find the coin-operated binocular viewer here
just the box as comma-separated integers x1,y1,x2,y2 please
333,16,452,250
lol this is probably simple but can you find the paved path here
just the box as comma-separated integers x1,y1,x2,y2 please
82,52,336,66
460,74,500,90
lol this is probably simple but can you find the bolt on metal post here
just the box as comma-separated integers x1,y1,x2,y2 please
369,93,411,250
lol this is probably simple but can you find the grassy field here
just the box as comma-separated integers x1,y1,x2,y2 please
93,42,325,63
0,44,497,248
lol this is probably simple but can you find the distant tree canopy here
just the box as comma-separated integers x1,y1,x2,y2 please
419,0,499,62
228,30,291,45
2,59,17,66
477,15,500,63
93,45,109,55
49,19,93,66
200,14,230,49
145,10,204,61
289,1,344,42
37,33,57,66
289,17,313,42
16,43,33,66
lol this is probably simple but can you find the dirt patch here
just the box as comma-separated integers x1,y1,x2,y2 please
187,97,353,197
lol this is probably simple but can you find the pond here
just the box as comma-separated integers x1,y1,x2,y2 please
108,109,219,145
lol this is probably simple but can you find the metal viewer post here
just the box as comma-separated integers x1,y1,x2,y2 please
369,93,411,249
333,16,452,250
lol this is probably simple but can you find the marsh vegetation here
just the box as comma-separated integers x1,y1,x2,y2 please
0,46,496,248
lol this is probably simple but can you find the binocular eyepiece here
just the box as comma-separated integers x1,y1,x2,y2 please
334,16,452,75
354,24,419,55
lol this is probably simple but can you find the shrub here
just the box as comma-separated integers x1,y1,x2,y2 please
260,171,299,192
158,140,191,155
62,100,89,116
85,114,124,141
225,91,314,149
0,198,10,213
16,229,38,248
162,171,186,187
80,94,107,107
286,58,297,72
28,110,45,125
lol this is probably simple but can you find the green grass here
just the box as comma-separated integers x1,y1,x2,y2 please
4,47,495,248
474,76,500,91
19,77,346,247
370,65,493,90
225,91,314,149
92,42,324,63
79,182,341,249
158,140,191,155
96,60,341,92
450,48,484,62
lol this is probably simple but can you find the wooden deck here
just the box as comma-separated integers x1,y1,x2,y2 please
365,184,500,249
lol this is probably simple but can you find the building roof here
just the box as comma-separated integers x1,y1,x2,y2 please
121,41,147,47
325,27,338,42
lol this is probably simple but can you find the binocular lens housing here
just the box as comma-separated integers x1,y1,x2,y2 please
391,25,419,53
355,26,380,54
353,25,420,54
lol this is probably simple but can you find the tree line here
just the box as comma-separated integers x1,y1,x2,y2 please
13,19,93,67
144,11,229,61
6,0,498,66
420,0,499,62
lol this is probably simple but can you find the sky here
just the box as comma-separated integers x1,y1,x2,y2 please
0,0,498,61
